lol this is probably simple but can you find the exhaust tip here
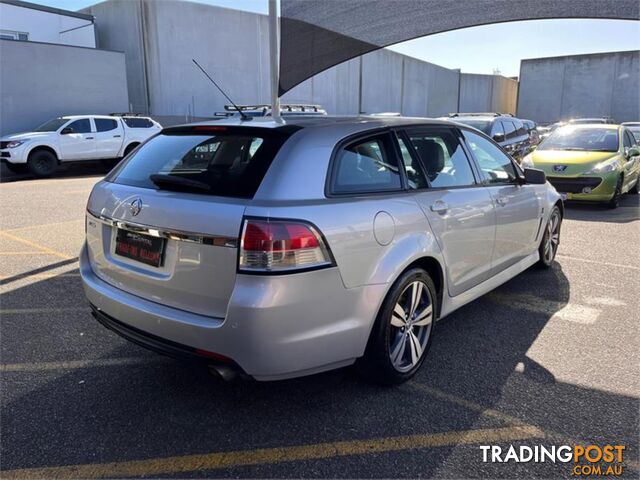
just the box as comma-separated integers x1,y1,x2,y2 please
208,364,238,381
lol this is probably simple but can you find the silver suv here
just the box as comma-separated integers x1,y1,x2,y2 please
81,117,562,384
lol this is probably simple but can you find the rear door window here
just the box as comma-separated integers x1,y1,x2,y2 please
107,127,290,198
95,118,118,132
406,129,476,188
332,133,402,194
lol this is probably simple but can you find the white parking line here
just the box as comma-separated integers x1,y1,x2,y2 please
557,254,640,271
489,294,600,325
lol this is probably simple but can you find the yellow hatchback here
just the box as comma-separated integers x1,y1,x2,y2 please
522,124,640,208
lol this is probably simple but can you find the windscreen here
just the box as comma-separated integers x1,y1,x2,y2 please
454,120,491,135
538,127,619,153
34,118,68,132
107,129,290,198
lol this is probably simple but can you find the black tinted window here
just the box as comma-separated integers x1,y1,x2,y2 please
623,130,634,148
333,134,402,194
503,121,516,139
123,117,153,128
490,121,504,138
66,119,91,134
108,129,289,198
407,129,476,188
95,118,118,132
513,119,526,136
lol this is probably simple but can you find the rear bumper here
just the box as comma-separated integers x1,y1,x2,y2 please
80,243,386,380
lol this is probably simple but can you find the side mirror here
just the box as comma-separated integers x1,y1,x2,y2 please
626,146,640,158
523,167,546,185
60,127,74,135
493,133,505,142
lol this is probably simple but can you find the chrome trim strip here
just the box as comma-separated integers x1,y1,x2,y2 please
86,210,238,248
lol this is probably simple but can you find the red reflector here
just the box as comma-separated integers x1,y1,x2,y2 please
195,348,231,362
242,220,319,252
192,126,227,132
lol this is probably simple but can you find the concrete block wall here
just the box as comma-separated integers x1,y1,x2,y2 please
517,51,640,123
0,39,128,135
83,0,517,120
459,74,518,115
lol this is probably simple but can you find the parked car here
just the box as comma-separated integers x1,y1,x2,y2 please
81,116,562,384
568,117,616,125
522,119,540,145
621,122,640,142
0,114,162,177
444,113,531,161
522,124,640,208
216,104,327,118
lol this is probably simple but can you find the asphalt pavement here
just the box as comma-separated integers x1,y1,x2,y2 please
1,167,638,478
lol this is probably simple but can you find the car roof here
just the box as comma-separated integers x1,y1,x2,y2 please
178,115,459,131
558,123,620,130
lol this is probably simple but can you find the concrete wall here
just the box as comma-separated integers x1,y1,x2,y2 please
83,0,515,119
0,39,128,135
459,74,518,114
0,1,95,47
517,51,640,123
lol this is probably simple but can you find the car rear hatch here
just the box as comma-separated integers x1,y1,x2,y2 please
85,124,294,318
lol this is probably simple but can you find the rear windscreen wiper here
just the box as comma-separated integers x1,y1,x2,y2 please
149,174,211,192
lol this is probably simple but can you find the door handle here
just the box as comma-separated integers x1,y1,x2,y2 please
496,196,509,206
430,201,449,214
85,137,94,140
113,135,121,138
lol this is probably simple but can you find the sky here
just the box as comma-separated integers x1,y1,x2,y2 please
34,0,639,77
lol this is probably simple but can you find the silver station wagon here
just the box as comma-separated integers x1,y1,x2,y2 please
81,117,562,384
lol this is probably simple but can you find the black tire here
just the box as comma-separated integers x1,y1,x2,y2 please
629,178,639,195
537,206,562,269
3,162,28,174
607,175,623,209
356,268,437,385
27,150,57,177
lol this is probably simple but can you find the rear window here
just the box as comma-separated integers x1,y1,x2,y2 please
123,117,154,128
107,128,290,198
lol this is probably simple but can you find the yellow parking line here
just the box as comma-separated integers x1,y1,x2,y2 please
0,357,168,373
0,425,542,479
3,219,84,232
1,307,87,315
0,252,53,256
0,273,80,280
0,230,72,260
408,382,526,426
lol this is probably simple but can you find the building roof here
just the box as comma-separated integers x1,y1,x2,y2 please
0,0,94,21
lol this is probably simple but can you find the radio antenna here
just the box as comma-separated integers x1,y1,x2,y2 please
192,59,250,121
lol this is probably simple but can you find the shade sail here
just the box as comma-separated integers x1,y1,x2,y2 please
279,0,640,95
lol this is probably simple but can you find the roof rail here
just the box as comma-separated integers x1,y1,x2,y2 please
224,104,325,113
448,112,513,118
110,112,146,117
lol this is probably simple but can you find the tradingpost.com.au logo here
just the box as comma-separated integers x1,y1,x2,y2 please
480,444,626,476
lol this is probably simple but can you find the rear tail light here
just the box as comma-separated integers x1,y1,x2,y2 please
239,218,333,273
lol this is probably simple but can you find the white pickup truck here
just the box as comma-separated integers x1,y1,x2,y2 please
0,115,162,177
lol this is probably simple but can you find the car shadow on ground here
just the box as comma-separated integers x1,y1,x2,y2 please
1,261,638,477
0,161,112,183
563,194,639,224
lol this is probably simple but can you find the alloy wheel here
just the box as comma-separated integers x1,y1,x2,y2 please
543,211,560,264
389,280,433,372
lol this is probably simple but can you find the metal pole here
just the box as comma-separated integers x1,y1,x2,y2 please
268,0,282,122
